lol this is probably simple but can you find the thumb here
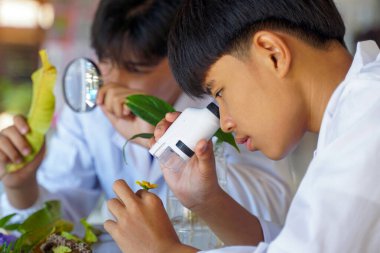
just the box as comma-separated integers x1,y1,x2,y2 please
194,140,215,174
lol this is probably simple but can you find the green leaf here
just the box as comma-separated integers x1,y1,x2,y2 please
122,133,154,165
61,231,80,242
0,242,14,253
53,246,72,253
126,94,175,126
14,225,55,252
0,214,16,228
6,50,56,173
80,218,101,244
126,94,239,152
130,133,155,140
51,219,74,234
14,219,73,253
18,200,61,233
3,223,20,231
15,200,73,252
214,129,240,152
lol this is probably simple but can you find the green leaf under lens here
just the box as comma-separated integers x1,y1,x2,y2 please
125,94,239,152
214,129,240,152
126,94,175,126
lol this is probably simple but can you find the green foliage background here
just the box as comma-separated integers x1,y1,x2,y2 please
0,78,32,115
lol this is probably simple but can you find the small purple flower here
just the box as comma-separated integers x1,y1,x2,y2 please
0,233,17,246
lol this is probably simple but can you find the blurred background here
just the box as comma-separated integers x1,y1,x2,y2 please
0,0,379,198
0,0,379,130
0,0,99,131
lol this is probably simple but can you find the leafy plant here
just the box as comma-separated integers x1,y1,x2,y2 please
125,94,239,152
0,242,14,253
0,200,101,252
80,218,102,244
0,78,32,115
0,214,19,231
13,200,73,252
53,246,72,253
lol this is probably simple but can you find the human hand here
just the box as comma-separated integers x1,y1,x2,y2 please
97,84,154,148
152,113,224,211
104,180,196,253
0,115,44,189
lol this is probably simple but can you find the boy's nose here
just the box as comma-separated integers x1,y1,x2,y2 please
220,107,236,133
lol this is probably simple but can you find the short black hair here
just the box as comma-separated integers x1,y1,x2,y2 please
168,0,346,98
91,0,183,70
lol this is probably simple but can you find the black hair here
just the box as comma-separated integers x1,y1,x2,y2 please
91,0,183,70
168,0,347,98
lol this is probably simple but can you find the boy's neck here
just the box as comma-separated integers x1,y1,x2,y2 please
298,41,353,133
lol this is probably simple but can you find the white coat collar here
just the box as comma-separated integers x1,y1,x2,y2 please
316,40,380,154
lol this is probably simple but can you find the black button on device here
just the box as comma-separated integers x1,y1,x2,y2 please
176,140,195,158
207,102,220,119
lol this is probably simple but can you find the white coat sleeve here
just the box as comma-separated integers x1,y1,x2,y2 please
1,107,101,223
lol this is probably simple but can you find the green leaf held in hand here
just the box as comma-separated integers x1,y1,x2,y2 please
122,133,154,165
125,94,239,152
126,94,175,126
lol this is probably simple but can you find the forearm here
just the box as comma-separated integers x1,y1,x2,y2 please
5,177,39,209
194,190,264,246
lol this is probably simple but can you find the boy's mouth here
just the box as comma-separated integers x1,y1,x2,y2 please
235,136,249,144
236,135,256,151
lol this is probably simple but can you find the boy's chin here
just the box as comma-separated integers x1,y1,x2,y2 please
262,146,290,161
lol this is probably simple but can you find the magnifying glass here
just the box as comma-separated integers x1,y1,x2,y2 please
62,58,103,113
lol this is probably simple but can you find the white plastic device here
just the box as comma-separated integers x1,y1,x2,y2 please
149,102,220,171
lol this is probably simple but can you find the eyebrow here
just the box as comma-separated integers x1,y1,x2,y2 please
122,60,157,73
204,80,215,95
123,60,158,68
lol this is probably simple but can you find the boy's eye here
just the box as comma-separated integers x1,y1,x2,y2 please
124,63,153,74
215,89,223,98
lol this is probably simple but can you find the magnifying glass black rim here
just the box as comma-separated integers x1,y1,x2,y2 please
62,57,102,113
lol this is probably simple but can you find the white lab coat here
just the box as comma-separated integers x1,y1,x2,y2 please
199,41,380,253
0,93,304,227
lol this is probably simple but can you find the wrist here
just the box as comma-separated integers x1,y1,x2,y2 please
191,186,228,218
5,178,39,209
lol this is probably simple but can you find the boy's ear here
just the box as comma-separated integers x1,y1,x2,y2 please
251,31,291,78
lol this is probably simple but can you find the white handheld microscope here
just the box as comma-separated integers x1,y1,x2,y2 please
149,103,220,171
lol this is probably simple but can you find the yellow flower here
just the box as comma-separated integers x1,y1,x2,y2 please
136,180,158,190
